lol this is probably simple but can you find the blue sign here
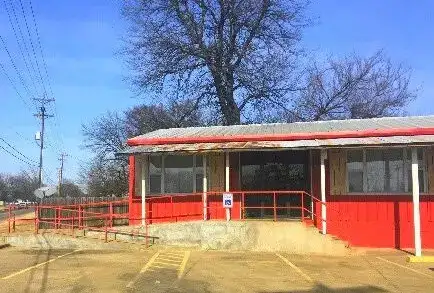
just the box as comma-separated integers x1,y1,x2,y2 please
223,193,233,208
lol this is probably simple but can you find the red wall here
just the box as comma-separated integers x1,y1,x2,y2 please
129,151,434,249
129,193,242,224
311,150,434,249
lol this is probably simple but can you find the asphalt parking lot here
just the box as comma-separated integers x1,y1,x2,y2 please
0,246,433,293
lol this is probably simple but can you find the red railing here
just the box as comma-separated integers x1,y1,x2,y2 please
131,190,319,223
5,202,156,247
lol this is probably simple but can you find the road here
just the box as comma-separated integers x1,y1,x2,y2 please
0,208,35,221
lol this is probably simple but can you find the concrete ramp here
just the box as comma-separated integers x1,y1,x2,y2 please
125,221,350,256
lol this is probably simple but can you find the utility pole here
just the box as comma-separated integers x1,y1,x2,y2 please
34,96,54,187
58,153,67,197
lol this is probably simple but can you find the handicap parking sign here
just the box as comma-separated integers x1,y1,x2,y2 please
223,193,233,208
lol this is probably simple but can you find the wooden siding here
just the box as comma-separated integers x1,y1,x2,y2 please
329,149,347,195
208,153,225,191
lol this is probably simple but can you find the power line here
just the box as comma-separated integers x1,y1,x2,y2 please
0,144,37,167
27,0,65,151
0,34,37,101
28,0,54,100
0,136,38,165
0,61,35,113
2,0,40,98
17,0,48,97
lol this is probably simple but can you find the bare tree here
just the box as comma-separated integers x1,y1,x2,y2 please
290,50,417,121
122,0,309,125
81,101,206,197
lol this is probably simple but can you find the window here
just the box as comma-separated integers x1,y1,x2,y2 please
347,150,364,193
149,156,162,194
195,156,204,192
347,148,426,193
148,154,204,194
164,155,194,193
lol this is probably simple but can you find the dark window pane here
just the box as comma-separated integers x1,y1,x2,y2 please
347,150,363,192
149,156,162,194
384,149,404,192
366,149,385,192
164,155,194,193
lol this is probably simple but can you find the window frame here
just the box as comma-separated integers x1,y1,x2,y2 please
147,153,203,195
346,147,427,194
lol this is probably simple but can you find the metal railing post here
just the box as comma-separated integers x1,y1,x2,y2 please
78,205,82,229
171,196,174,222
8,207,11,234
109,202,113,228
54,207,57,230
35,206,39,234
59,207,62,229
71,215,75,237
241,192,245,220
104,217,108,243
273,192,277,222
13,214,15,232
301,192,304,222
145,219,149,248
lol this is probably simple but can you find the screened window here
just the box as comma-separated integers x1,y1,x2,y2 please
195,156,204,192
347,150,364,192
149,156,162,194
164,155,194,193
346,148,426,193
148,154,204,194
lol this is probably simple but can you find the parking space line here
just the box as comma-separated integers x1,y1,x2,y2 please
376,257,433,278
139,252,160,273
126,251,161,289
275,253,313,282
159,255,184,260
177,251,190,279
158,257,183,263
162,252,185,258
154,261,179,267
1,250,81,280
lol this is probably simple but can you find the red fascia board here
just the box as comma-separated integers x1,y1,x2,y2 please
127,127,434,146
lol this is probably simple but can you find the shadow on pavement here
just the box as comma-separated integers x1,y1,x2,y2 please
258,283,389,293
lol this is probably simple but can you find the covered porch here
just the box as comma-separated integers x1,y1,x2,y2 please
128,149,319,224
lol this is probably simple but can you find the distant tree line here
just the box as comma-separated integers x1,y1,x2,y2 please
0,171,85,202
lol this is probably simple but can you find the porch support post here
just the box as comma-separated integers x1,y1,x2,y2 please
320,149,327,235
411,148,422,257
203,155,208,221
141,155,148,226
225,152,230,221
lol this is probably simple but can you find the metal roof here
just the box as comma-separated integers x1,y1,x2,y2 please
120,135,434,154
131,115,434,141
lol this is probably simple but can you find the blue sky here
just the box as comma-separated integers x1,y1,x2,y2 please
0,0,433,184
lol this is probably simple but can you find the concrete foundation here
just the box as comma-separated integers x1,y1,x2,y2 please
0,232,142,250
121,220,351,255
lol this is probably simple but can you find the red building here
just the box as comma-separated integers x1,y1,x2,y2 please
124,115,434,256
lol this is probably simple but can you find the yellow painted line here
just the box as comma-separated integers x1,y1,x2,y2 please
140,252,160,273
158,257,182,263
1,250,80,280
163,250,185,255
177,251,190,279
160,253,184,261
162,252,185,258
126,251,161,289
275,253,313,282
151,264,171,269
407,255,434,263
154,261,179,267
376,257,433,278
